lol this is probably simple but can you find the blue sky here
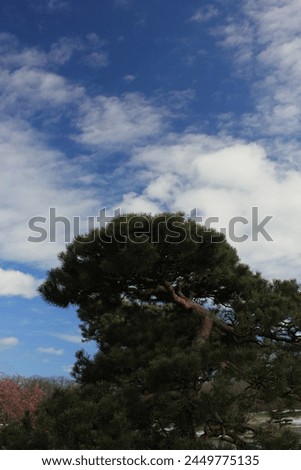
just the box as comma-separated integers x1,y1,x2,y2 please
1,0,301,377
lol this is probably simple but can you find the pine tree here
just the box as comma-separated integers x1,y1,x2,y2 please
37,213,301,449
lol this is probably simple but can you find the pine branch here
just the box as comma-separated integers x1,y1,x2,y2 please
164,281,235,342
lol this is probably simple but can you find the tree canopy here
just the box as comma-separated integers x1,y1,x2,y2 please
30,213,301,449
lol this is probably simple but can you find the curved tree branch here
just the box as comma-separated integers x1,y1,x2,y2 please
164,281,235,343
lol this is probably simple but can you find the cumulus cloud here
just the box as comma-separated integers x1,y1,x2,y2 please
0,33,168,271
120,133,301,280
0,118,97,268
0,37,84,121
0,67,84,113
0,15,301,289
0,33,47,69
0,337,19,351
0,34,110,271
0,268,40,298
38,347,64,356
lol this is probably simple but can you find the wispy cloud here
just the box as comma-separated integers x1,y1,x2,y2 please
0,32,108,74
84,51,109,68
75,93,169,151
0,33,47,69
123,74,136,83
214,0,301,159
189,6,219,23
38,347,64,356
62,364,73,374
113,0,134,7
48,37,83,65
29,0,71,14
55,334,82,344
48,0,71,11
0,337,19,351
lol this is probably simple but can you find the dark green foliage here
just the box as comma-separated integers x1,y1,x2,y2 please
6,213,301,449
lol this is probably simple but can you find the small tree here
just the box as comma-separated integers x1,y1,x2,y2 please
0,378,45,425
37,213,301,449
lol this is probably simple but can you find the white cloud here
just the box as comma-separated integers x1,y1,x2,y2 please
0,21,301,289
0,34,170,270
189,6,219,23
75,93,168,151
0,32,108,75
0,118,97,268
84,51,109,68
48,0,70,11
0,268,40,298
0,37,85,118
215,0,301,154
121,192,162,214
0,337,19,351
246,0,301,45
48,37,83,65
86,33,104,46
0,33,47,69
113,0,134,7
120,133,301,280
62,364,73,374
124,74,136,83
55,334,82,344
1,67,84,111
38,347,64,356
